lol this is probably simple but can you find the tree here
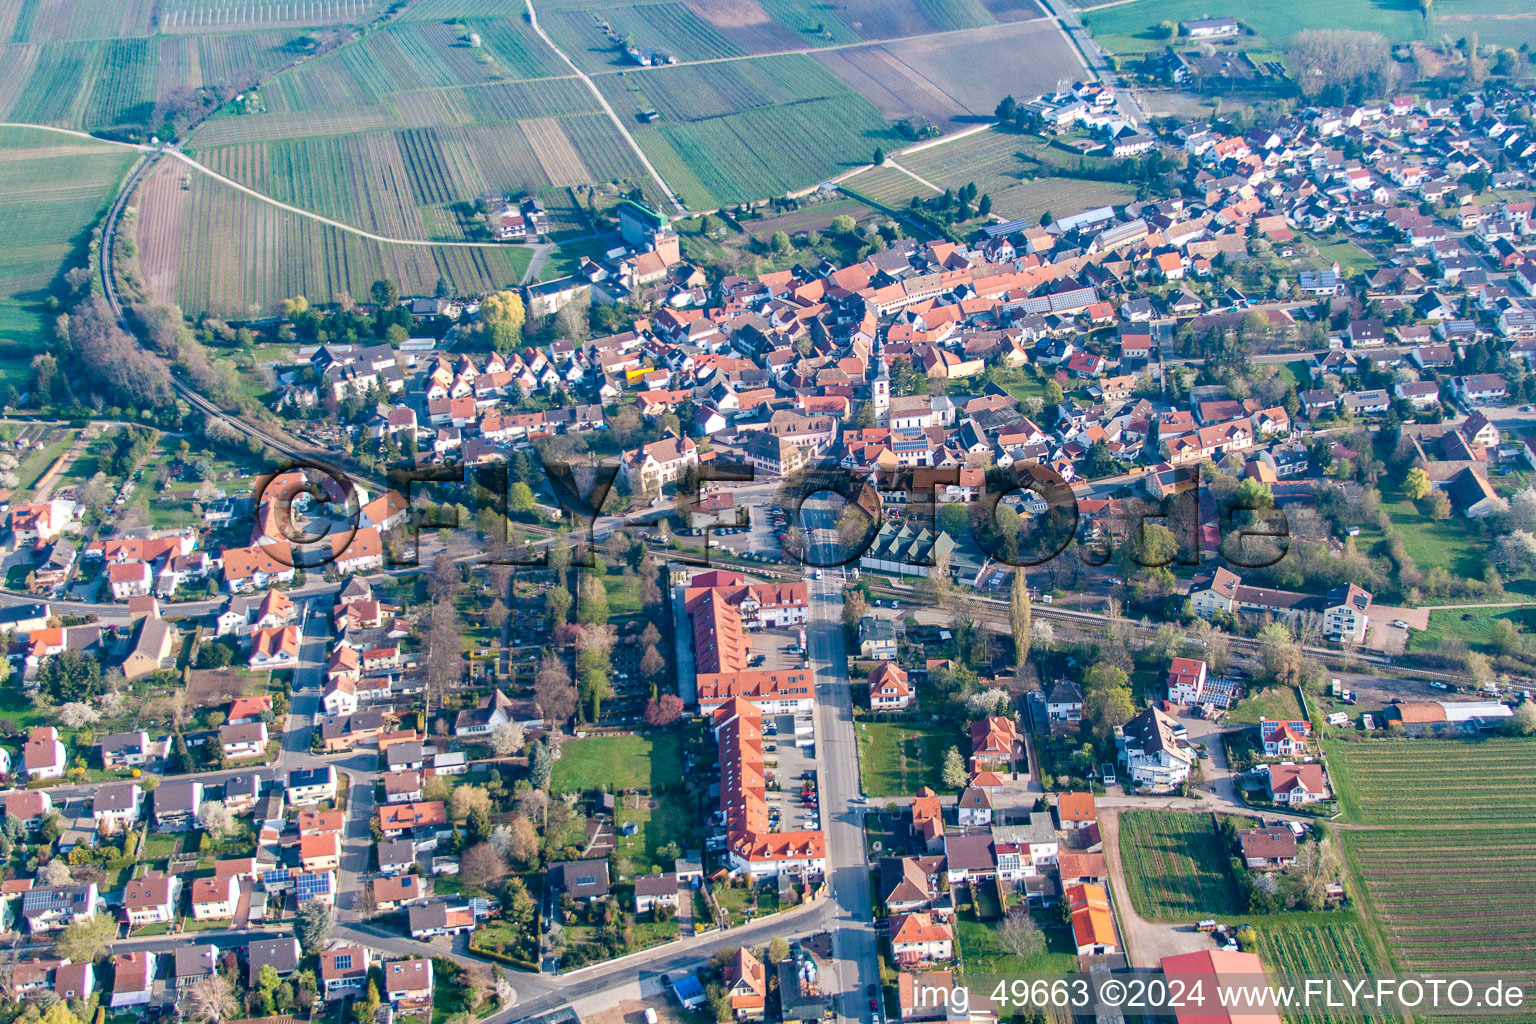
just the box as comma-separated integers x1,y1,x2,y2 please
1009,572,1032,661
1084,685,1135,741
1511,702,1536,736
293,900,337,954
529,739,553,790
54,914,115,962
509,481,537,514
186,973,239,1024
545,586,572,627
998,910,1045,958
491,721,526,756
640,644,667,684
873,147,885,165
643,694,685,726
842,587,869,630
197,800,237,840
58,702,99,729
494,815,540,866
941,746,967,790
768,937,790,962
351,981,382,1024
577,573,610,624
452,785,493,821
1403,467,1431,500
965,689,1012,717
830,214,857,236
535,653,577,731
460,842,509,888
38,859,72,885
480,290,526,354
770,231,791,254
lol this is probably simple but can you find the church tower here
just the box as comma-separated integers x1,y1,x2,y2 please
870,339,890,427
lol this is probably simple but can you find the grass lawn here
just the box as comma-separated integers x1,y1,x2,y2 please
1408,605,1536,654
551,733,683,794
614,792,699,875
954,910,1079,976
1279,360,1311,391
633,917,680,949
1308,234,1379,276
1375,492,1485,579
712,880,777,926
603,574,641,616
141,834,180,860
856,721,954,798
1228,684,1305,726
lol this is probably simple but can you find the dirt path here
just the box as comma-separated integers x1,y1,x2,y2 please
1098,808,1220,968
523,0,685,214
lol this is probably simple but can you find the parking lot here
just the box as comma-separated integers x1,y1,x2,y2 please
764,717,819,833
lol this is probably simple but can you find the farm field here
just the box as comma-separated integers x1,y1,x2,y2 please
132,161,533,316
547,0,1040,73
857,721,951,797
0,32,317,134
813,19,1083,127
597,54,902,209
1249,918,1392,1024
0,127,138,387
1343,827,1536,973
188,72,661,237
1080,0,1536,56
887,126,1140,221
840,164,937,207
1117,810,1243,921
1407,605,1536,654
1323,737,1536,824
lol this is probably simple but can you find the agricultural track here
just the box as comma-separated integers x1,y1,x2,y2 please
523,0,685,213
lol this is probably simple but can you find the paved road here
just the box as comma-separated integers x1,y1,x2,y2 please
801,498,879,1024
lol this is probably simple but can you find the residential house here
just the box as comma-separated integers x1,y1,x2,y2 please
868,662,913,710
286,766,338,805
246,937,301,986
91,782,141,834
1266,763,1328,804
384,960,434,1012
1238,826,1298,869
408,900,476,938
190,875,238,921
723,947,767,1021
889,912,954,965
1045,680,1083,722
23,727,65,780
110,952,156,1008
320,946,371,1001
1118,707,1194,791
153,780,203,830
549,859,611,902
634,873,680,915
122,872,179,927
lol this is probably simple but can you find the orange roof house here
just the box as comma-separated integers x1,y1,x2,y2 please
1066,883,1116,953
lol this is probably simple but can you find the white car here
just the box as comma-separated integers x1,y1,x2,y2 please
1391,619,1410,629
